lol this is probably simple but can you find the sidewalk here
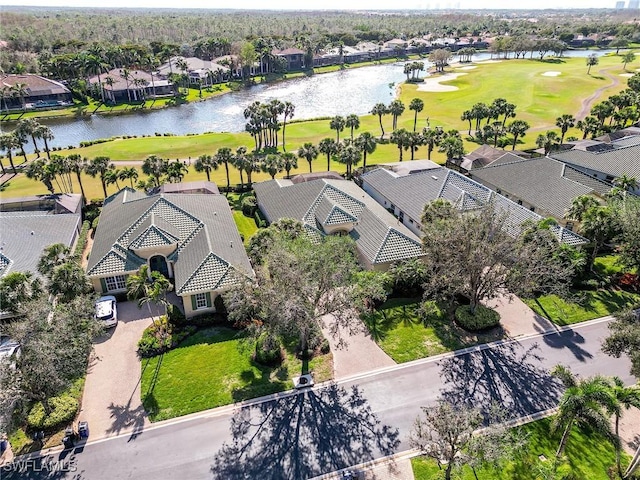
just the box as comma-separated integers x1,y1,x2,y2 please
485,292,555,338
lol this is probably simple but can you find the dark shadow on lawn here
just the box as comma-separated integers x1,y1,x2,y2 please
210,383,400,480
439,341,563,418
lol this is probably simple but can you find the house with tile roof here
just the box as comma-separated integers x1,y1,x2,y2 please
156,56,231,86
1,74,72,111
273,48,306,71
89,69,174,104
361,162,587,247
469,155,612,224
550,134,640,195
86,188,253,318
253,178,423,271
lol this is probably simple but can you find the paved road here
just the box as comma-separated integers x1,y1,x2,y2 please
4,319,633,480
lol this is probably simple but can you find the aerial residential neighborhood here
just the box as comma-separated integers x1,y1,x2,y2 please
0,4,639,480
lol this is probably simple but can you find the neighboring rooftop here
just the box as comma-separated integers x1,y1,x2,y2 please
156,56,230,77
456,144,520,172
469,156,611,219
158,181,220,195
0,212,81,277
290,171,344,184
253,178,423,268
361,165,587,246
1,74,70,97
0,193,83,215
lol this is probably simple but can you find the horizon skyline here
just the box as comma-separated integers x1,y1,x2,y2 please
0,0,618,10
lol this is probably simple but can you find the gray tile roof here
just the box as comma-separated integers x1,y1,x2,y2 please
470,156,605,219
254,178,423,266
0,212,80,278
551,136,640,179
361,165,587,246
0,252,12,277
87,189,253,296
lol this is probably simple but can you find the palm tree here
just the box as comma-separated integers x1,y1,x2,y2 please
334,143,361,177
243,153,260,187
354,132,377,171
66,154,87,201
622,51,636,71
215,147,234,191
24,157,55,193
297,142,319,173
48,262,91,302
586,53,599,75
390,128,410,161
409,98,424,132
36,124,54,160
281,152,298,178
506,120,530,150
194,154,218,182
551,365,613,459
0,133,18,172
406,131,424,161
126,265,173,328
281,101,295,151
104,168,121,192
318,138,339,172
261,153,284,179
37,243,71,278
141,154,169,188
11,83,27,111
582,206,616,269
165,160,188,183
461,109,473,135
564,195,600,223
329,116,346,143
345,114,360,141
12,126,29,164
555,114,576,144
438,135,465,162
536,131,560,155
388,99,405,131
119,68,132,103
16,118,42,155
86,156,115,198
577,116,601,140
606,378,640,477
371,103,389,139
422,127,443,161
613,174,638,193
103,76,115,104
119,166,139,188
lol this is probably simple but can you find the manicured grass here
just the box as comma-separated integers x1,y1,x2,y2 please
140,327,332,422
524,289,640,326
232,211,258,245
412,416,628,480
362,298,503,363
8,377,85,456
593,254,628,276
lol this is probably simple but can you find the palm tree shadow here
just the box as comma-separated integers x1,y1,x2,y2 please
210,383,400,479
439,341,563,419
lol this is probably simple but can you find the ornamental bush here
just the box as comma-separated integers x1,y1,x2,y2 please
454,304,500,331
254,333,283,367
241,196,258,216
27,395,79,431
137,316,195,358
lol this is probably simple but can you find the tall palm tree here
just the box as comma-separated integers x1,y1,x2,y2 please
66,154,87,201
119,166,139,188
37,243,71,278
354,132,377,171
233,147,248,188
36,124,54,160
281,152,298,178
194,154,218,182
345,114,360,141
318,137,339,172
371,103,389,139
126,265,173,328
0,133,19,172
409,98,424,132
11,83,28,111
422,127,443,161
16,118,42,155
103,76,115,104
165,160,188,183
48,262,91,303
141,154,168,188
438,135,465,162
281,101,295,151
614,174,638,193
243,152,260,187
606,378,640,477
297,142,319,173
329,116,346,143
551,365,613,459
388,99,405,131
536,131,560,155
506,120,530,150
12,126,29,164
582,206,616,269
86,156,114,198
215,147,234,191
555,114,576,144
261,153,284,179
390,128,410,161
564,195,600,223
104,168,122,192
335,143,361,177
119,68,132,103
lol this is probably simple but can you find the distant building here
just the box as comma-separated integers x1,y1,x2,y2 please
0,74,73,112
629,0,639,8
89,69,174,104
616,1,626,9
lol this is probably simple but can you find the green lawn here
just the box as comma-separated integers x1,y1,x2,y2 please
412,417,628,480
232,211,258,245
362,298,504,363
140,327,332,422
524,289,640,326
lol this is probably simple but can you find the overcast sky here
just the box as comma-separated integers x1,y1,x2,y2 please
0,0,616,10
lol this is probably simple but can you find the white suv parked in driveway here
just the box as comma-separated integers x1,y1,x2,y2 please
95,295,118,328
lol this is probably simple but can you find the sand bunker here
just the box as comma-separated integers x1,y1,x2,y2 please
457,65,477,70
620,73,634,77
416,72,466,92
542,71,561,77
475,59,503,64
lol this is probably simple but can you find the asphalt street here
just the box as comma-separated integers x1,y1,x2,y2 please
3,319,633,480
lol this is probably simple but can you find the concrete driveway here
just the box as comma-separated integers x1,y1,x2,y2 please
77,300,162,441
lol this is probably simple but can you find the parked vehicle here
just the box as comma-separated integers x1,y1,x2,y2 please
0,336,20,364
94,296,118,328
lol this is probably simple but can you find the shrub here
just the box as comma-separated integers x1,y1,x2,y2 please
26,395,79,431
454,304,500,331
319,339,331,354
254,333,283,367
254,211,266,228
618,273,640,293
167,304,187,326
241,196,258,216
137,316,196,358
73,221,90,262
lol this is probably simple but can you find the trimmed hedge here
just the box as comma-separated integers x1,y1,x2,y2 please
455,304,500,331
241,196,258,216
26,395,79,431
254,333,283,367
73,220,90,262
